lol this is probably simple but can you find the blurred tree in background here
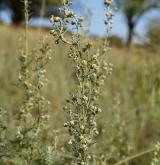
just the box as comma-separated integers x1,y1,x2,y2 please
0,0,159,47
148,20,160,50
0,0,63,24
116,0,160,48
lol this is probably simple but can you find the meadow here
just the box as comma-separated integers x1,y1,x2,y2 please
0,22,160,164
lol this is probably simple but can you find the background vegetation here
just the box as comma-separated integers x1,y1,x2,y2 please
0,0,160,164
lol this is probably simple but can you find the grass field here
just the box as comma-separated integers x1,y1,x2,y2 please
0,24,160,164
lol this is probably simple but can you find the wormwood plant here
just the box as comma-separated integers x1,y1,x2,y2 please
50,0,114,164
0,106,8,163
0,0,57,164
90,94,131,165
102,95,131,164
151,142,160,165
12,0,52,164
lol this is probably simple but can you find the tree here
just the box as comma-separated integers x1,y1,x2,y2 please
116,0,160,49
0,0,63,24
147,20,160,50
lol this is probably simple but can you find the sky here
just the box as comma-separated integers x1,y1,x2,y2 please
83,0,160,41
0,0,159,41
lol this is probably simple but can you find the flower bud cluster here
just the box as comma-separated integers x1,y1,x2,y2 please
104,0,115,32
105,0,114,6
50,0,84,45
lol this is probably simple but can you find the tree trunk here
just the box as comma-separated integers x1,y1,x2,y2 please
9,0,24,25
127,20,135,50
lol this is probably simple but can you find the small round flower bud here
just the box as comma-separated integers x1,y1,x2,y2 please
53,16,61,22
92,121,97,128
68,140,72,145
79,16,84,23
87,155,91,160
91,64,98,70
70,120,74,125
84,82,90,88
81,60,87,66
92,54,98,60
105,0,113,5
80,135,84,140
50,29,57,36
63,106,68,111
106,11,114,17
81,161,85,165
48,56,52,60
82,96,88,102
41,115,49,121
66,11,75,17
64,123,68,127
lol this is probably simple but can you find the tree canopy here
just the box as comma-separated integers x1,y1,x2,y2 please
0,0,63,24
116,0,160,48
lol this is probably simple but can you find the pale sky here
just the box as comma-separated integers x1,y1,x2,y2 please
0,0,159,41
82,0,160,41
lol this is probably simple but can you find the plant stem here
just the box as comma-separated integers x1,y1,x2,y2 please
114,148,154,165
24,0,29,57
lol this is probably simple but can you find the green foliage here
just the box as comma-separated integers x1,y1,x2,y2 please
109,35,124,48
117,0,159,16
148,21,160,50
116,0,160,47
0,106,8,164
0,0,63,24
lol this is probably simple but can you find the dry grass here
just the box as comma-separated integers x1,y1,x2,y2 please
0,24,160,164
